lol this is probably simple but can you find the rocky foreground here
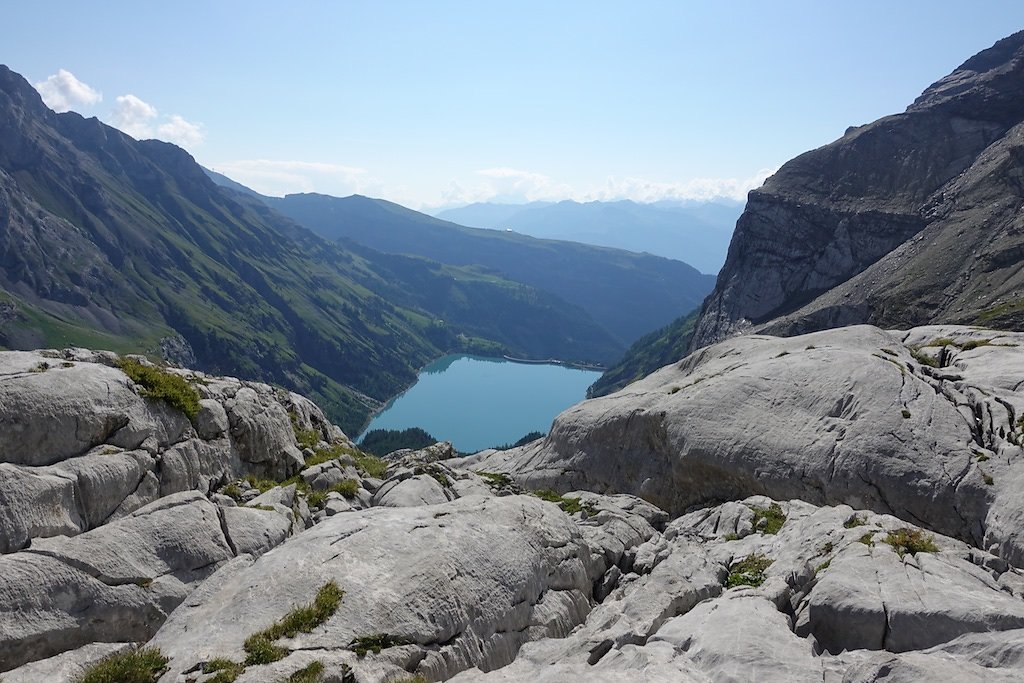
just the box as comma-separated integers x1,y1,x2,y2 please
5,328,1024,681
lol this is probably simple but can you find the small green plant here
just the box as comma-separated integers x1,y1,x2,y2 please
243,582,344,666
530,489,597,515
222,483,244,502
984,473,995,486
820,541,834,555
884,528,938,557
350,633,412,656
353,452,389,479
478,471,514,488
306,490,328,508
976,451,990,462
844,515,866,528
77,647,168,683
923,337,957,348
751,503,786,535
202,658,244,683
29,361,50,373
725,554,773,588
330,479,360,497
815,560,831,574
304,443,359,468
723,532,740,541
909,347,940,368
859,532,876,547
244,475,279,493
287,661,326,683
960,339,992,351
117,358,200,418
413,465,451,488
901,409,912,419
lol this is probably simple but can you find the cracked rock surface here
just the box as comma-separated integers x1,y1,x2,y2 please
0,348,342,554
468,325,1024,563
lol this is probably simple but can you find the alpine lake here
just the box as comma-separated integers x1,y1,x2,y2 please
358,354,602,453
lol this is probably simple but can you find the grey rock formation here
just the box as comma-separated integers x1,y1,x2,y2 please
150,494,625,682
690,31,1024,350
467,325,1024,563
451,497,1024,683
0,349,348,553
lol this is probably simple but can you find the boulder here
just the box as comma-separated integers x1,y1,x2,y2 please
467,325,1024,562
150,495,607,682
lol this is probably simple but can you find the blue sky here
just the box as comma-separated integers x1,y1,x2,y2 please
6,2,1024,209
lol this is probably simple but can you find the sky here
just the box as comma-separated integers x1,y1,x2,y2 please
5,2,1024,210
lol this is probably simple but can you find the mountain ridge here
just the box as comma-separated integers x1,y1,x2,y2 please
0,64,620,431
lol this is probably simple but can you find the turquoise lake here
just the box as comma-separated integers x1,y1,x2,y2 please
358,355,602,453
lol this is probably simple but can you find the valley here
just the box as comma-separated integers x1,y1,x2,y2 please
3,13,1024,683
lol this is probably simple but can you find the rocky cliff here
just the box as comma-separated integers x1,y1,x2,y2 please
8,334,1024,682
690,31,1024,350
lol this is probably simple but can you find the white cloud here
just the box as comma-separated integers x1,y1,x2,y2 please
34,69,102,113
157,114,204,148
209,160,371,197
586,168,776,203
107,95,204,150
110,94,158,139
437,166,774,209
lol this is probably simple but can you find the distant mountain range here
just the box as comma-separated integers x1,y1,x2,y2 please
0,65,624,432
593,30,1024,396
239,191,716,348
435,199,742,274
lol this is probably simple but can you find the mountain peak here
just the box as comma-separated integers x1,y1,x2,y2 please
909,30,1024,119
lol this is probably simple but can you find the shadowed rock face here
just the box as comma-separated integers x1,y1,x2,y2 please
691,31,1024,351
468,325,1024,565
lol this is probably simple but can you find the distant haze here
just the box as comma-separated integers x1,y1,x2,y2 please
436,199,742,274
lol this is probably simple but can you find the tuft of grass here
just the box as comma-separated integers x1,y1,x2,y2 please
478,471,514,488
960,339,992,351
725,554,773,588
77,647,168,683
350,633,412,656
844,515,866,528
353,452,389,479
923,337,956,348
222,483,244,502
901,409,912,419
329,479,360,497
117,358,200,419
815,559,831,574
413,465,451,488
909,347,940,368
984,473,995,486
287,661,325,683
723,532,740,541
29,361,50,373
243,582,344,666
859,532,876,547
751,503,786,535
202,658,244,683
885,528,938,557
975,451,990,462
530,489,597,515
304,443,359,468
